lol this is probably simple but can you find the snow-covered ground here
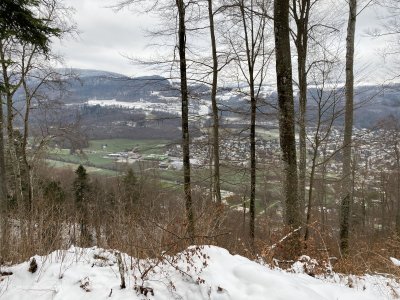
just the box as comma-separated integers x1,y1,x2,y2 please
85,98,210,118
0,245,398,299
86,99,182,116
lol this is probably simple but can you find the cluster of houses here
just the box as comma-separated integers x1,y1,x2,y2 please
101,124,399,180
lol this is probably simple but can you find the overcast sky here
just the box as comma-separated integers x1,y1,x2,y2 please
52,0,390,82
52,0,156,76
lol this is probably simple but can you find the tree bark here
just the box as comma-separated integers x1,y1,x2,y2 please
0,94,7,205
394,144,400,234
293,0,311,218
207,0,221,204
304,141,318,242
340,0,357,256
239,0,257,243
22,77,32,209
274,0,301,236
0,44,24,204
176,0,194,241
0,93,8,259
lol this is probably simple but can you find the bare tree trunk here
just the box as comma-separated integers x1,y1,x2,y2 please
340,0,357,256
298,60,307,217
5,92,23,203
0,48,24,205
0,95,7,203
207,0,221,204
225,0,268,244
176,0,194,241
0,45,27,248
22,78,32,209
0,94,8,259
239,0,257,244
208,133,214,203
293,0,311,220
274,0,301,237
249,86,256,242
321,152,327,229
304,139,318,242
361,180,366,230
380,171,386,233
395,146,400,234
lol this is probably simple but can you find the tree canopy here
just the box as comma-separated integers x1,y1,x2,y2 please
0,0,60,52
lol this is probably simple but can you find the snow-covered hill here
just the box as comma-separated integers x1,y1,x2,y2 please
0,246,397,299
58,68,130,79
18,68,400,128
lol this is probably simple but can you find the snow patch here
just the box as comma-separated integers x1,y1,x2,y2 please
390,257,400,267
0,246,396,299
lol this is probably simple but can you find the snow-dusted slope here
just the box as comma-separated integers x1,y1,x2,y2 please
0,246,396,299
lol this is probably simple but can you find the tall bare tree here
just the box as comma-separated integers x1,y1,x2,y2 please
274,0,301,249
0,0,60,204
303,57,344,242
115,0,198,240
222,0,272,243
0,41,25,203
207,0,222,204
176,0,195,241
340,0,357,255
291,0,311,217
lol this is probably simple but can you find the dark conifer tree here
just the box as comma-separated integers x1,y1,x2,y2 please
73,165,91,246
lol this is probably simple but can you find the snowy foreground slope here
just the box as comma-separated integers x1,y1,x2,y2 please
0,246,398,300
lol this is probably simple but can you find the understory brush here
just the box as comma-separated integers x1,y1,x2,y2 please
1,165,400,283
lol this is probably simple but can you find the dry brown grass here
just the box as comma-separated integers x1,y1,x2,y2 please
2,165,400,281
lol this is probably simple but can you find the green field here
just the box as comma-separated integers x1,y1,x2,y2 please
48,139,171,171
255,128,280,140
88,139,170,154
47,139,171,182
46,159,119,176
47,137,285,215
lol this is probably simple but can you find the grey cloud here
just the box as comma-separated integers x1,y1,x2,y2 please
52,0,388,81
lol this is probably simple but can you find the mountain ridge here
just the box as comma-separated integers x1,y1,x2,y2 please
22,68,400,128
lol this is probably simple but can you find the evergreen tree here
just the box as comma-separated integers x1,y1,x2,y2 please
73,165,91,246
122,168,138,207
0,0,61,210
0,0,61,52
73,165,89,205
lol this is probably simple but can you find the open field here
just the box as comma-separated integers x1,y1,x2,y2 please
88,139,171,154
46,136,338,216
48,139,171,169
47,138,281,214
45,159,119,176
255,128,280,140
